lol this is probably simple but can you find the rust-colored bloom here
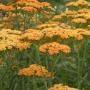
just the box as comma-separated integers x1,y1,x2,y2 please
21,6,37,12
39,42,71,55
0,4,14,11
18,64,54,78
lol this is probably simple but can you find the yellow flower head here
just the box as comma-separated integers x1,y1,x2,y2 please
66,0,89,7
21,29,44,41
72,18,87,24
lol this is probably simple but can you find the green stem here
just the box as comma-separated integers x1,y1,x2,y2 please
32,76,37,90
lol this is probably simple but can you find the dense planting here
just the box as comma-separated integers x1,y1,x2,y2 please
0,0,90,90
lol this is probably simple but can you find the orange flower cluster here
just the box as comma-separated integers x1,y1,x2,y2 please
74,9,90,20
21,6,37,12
53,8,90,25
21,29,44,41
0,4,14,11
1,27,90,52
36,22,59,30
16,0,52,10
0,1,52,13
21,26,90,41
66,0,90,7
48,84,78,90
18,64,53,78
52,0,90,28
42,28,68,39
61,10,77,17
0,0,52,30
42,27,85,40
0,29,31,51
15,41,31,50
52,10,77,21
72,18,87,24
78,8,90,13
39,42,71,55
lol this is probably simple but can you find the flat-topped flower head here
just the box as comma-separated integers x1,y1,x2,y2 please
48,84,78,90
21,6,37,12
15,0,52,9
0,4,14,11
39,42,71,55
0,29,31,51
42,27,84,40
36,22,59,30
21,29,44,41
66,0,89,7
18,64,54,78
72,18,87,24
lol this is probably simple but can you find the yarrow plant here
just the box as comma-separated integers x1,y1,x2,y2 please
18,64,54,78
48,84,78,90
0,0,90,90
